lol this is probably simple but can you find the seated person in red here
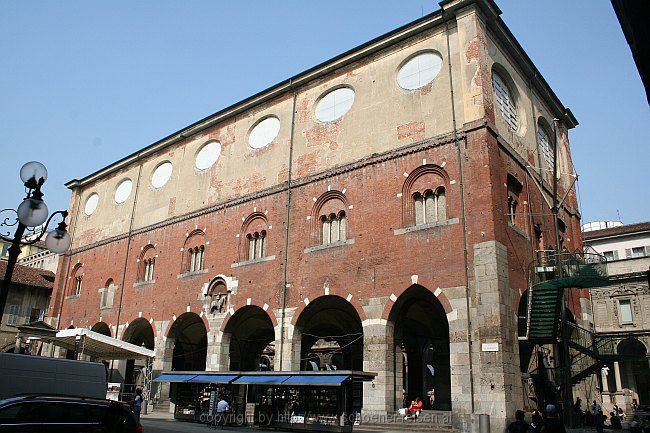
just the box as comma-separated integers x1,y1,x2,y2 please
406,397,423,419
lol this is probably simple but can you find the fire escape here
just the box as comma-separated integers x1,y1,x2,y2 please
518,251,615,413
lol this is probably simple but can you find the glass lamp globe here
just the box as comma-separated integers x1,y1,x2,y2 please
45,228,72,253
20,161,48,184
17,197,49,227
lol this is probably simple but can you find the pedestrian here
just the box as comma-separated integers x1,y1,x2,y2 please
573,398,583,426
508,410,530,433
595,409,605,433
530,409,543,433
540,404,566,433
216,396,230,427
131,387,143,423
592,400,601,416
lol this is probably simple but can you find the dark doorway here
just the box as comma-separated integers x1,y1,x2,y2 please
390,285,451,411
122,318,155,387
618,338,649,405
295,296,363,371
224,306,275,371
168,313,207,371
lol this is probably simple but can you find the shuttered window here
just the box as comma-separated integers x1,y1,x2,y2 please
492,71,519,132
537,126,554,169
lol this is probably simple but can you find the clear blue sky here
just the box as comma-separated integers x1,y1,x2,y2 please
1,1,648,227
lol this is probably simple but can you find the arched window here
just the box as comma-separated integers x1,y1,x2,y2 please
138,245,156,282
320,211,346,245
413,187,446,226
537,121,554,170
188,245,205,272
507,174,523,227
402,165,449,227
69,264,83,296
182,230,206,273
247,231,267,261
240,212,269,262
507,196,518,225
101,279,115,309
312,191,349,246
492,69,519,132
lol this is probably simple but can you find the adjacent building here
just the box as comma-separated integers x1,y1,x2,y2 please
584,221,650,409
50,0,593,430
0,261,55,352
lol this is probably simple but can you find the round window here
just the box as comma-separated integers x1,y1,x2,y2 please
151,162,173,188
195,141,221,170
397,52,443,90
315,87,355,122
114,179,133,204
249,117,280,150
84,193,99,216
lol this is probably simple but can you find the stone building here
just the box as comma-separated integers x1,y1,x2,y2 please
50,0,590,430
584,221,650,410
0,261,55,351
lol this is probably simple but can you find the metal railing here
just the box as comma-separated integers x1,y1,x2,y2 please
529,251,607,287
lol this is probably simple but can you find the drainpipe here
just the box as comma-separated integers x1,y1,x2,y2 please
443,5,476,413
110,163,143,381
279,81,297,371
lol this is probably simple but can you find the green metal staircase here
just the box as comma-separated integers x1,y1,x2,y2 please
519,251,610,343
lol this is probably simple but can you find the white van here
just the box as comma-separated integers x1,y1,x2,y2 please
0,353,107,399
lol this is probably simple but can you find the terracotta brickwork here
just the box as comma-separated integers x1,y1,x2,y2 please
49,1,588,430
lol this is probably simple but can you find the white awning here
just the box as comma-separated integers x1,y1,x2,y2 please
47,328,155,361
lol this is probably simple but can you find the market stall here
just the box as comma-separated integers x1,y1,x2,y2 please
154,370,375,431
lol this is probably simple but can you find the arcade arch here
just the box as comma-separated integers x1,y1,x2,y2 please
167,312,207,372
91,321,111,337
294,295,363,371
223,306,275,371
121,318,155,388
389,284,451,411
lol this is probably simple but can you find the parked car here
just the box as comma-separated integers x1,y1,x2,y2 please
0,395,142,433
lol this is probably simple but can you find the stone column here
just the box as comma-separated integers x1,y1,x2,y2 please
274,308,299,371
613,362,622,392
206,313,228,371
601,367,610,393
361,319,393,417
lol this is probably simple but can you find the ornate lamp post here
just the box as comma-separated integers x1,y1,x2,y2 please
0,161,71,325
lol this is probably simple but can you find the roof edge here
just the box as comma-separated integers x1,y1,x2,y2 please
67,0,576,189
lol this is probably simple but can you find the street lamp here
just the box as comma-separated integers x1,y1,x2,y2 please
0,161,71,325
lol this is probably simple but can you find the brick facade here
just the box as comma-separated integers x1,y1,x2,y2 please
49,1,588,430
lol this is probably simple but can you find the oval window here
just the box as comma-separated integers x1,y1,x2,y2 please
397,52,443,90
195,141,221,170
84,193,99,216
249,117,280,150
114,179,133,204
315,87,355,122
151,162,173,188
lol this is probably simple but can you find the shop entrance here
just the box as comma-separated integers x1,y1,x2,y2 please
390,285,451,411
295,296,363,371
224,306,275,371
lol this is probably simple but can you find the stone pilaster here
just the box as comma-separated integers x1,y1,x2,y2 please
361,318,393,416
471,241,523,433
274,307,299,371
